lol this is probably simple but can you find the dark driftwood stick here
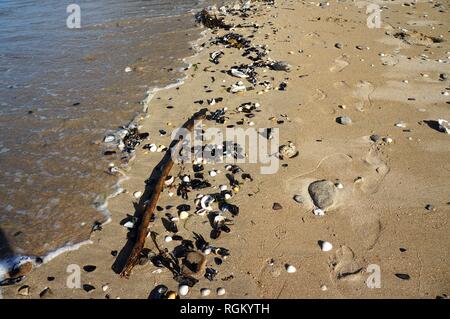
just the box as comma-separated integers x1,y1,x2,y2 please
120,108,207,278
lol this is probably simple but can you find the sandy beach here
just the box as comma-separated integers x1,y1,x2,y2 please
2,0,449,299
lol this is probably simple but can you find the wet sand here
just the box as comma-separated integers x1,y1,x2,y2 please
2,0,449,299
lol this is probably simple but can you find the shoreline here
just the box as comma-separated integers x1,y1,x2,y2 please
2,0,449,298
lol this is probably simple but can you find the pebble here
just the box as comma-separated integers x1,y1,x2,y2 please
370,134,381,142
209,170,217,177
337,116,352,125
217,287,226,296
286,264,297,273
383,137,393,143
200,288,211,297
335,42,343,49
133,191,142,199
125,66,132,73
272,202,283,210
293,195,304,203
320,241,333,252
104,135,115,143
425,204,435,211
102,284,109,292
308,180,336,210
395,122,406,128
179,285,189,296
320,285,328,291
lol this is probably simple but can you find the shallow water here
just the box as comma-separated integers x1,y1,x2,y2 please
0,0,217,259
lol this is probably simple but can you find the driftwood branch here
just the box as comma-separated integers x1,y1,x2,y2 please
120,108,208,278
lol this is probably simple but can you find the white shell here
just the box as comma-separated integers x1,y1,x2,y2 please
203,247,212,255
201,288,211,297
313,207,325,216
217,287,226,296
219,185,227,191
286,265,297,273
230,83,247,93
230,68,249,78
148,144,157,152
164,236,173,243
164,175,174,186
321,241,333,252
320,285,328,291
201,195,215,210
125,66,132,73
156,145,166,152
395,122,406,128
383,137,393,143
179,211,189,220
133,191,142,198
335,183,343,189
224,193,232,200
104,135,115,143
182,175,190,183
179,285,189,296
102,285,109,292
123,221,134,229
209,170,217,177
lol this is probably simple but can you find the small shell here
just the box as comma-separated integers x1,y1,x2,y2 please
164,175,174,186
125,66,132,73
209,170,217,177
148,144,157,152
123,221,134,229
286,264,297,273
179,211,189,220
104,135,115,143
383,137,393,143
133,191,142,199
200,288,211,297
203,247,212,255
219,185,228,191
335,183,344,189
217,287,226,296
201,195,215,210
164,236,173,243
320,285,328,291
166,291,178,299
157,145,167,152
182,175,190,183
320,241,333,252
313,207,325,216
179,285,189,296
224,193,232,200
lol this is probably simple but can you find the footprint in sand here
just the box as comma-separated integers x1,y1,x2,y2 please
285,140,389,249
285,143,390,212
329,55,349,73
329,245,364,282
352,80,375,111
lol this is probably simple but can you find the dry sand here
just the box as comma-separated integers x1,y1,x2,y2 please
2,0,449,299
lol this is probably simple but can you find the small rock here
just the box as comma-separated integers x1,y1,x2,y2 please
320,284,328,291
293,195,304,203
272,202,283,210
370,134,381,142
335,42,343,49
308,180,337,210
337,116,352,125
425,204,435,211
133,191,142,199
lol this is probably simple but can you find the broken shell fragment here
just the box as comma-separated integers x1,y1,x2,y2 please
230,83,247,93
313,207,325,216
164,175,175,186
123,221,135,229
164,236,173,243
279,142,298,159
201,195,215,210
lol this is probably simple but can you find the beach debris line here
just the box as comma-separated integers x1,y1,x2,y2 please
119,108,208,278
195,7,232,30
